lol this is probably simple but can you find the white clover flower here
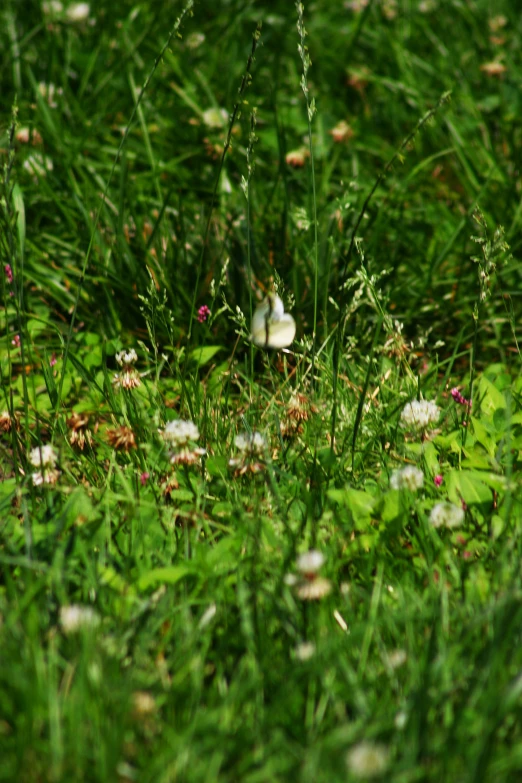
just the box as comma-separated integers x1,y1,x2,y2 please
390,466,424,492
162,419,200,447
115,348,138,366
294,641,316,661
38,81,62,107
30,444,58,468
65,2,90,22
202,107,228,129
429,501,464,529
60,604,100,634
296,550,325,575
400,399,440,431
296,577,332,601
42,0,64,14
234,431,267,454
31,469,60,487
346,741,390,779
385,649,407,669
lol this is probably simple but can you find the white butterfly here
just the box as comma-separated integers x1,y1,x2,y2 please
250,293,296,349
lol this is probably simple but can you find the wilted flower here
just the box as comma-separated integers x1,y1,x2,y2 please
0,411,14,433
400,399,440,431
285,147,308,168
346,741,390,778
430,501,464,529
329,120,354,143
296,577,332,601
390,465,424,492
480,61,507,77
60,604,100,634
67,412,93,450
65,2,90,22
106,426,137,451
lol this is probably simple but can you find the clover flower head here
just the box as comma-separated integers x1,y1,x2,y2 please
30,444,58,468
65,2,90,22
346,741,390,779
390,466,424,491
296,550,325,576
60,604,100,634
116,348,138,367
400,399,440,431
163,419,200,447
429,501,465,529
234,431,266,454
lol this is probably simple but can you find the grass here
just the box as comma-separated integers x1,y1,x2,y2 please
1,0,522,781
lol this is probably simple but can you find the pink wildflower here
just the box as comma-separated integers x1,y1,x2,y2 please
197,305,211,323
11,334,20,347
451,387,471,407
5,264,13,284
140,472,150,486
50,353,57,367
434,474,443,487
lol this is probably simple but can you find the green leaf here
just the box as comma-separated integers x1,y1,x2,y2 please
446,469,493,511
138,566,192,591
327,487,376,529
188,345,222,366
478,376,506,417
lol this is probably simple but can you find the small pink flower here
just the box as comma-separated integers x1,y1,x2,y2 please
4,264,13,284
434,474,443,487
140,472,150,486
11,334,20,347
451,387,471,407
197,305,211,323
50,353,57,367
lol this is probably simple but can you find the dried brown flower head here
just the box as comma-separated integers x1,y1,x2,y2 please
67,412,93,450
106,426,136,451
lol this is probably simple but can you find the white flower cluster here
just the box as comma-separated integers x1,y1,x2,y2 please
289,550,332,601
346,741,390,779
390,465,424,492
60,604,100,634
30,444,60,486
429,501,464,529
162,419,205,465
234,431,267,454
400,399,440,431
115,348,138,366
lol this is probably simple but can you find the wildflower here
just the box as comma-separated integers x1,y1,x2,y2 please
296,577,332,601
400,399,440,432
132,691,156,718
67,412,93,450
382,0,398,20
186,32,205,49
434,474,443,487
344,0,369,11
294,641,316,661
390,465,424,491
347,66,371,92
385,649,407,669
49,353,57,367
4,264,13,284
429,501,465,529
451,387,471,407
202,107,228,129
23,153,54,177
285,147,308,168
346,741,390,779
329,120,354,143
11,334,21,347
234,431,266,454
42,0,64,14
197,304,211,323
480,61,507,77
65,2,90,22
30,444,58,468
106,426,137,451
139,471,150,486
113,348,141,390
489,15,507,32
0,411,14,433
292,550,332,601
162,420,205,465
296,550,325,576
60,604,100,634
163,420,200,447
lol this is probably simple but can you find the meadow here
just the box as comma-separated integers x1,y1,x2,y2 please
1,0,522,780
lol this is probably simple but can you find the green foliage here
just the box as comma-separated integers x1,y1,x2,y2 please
1,1,522,782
